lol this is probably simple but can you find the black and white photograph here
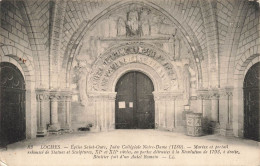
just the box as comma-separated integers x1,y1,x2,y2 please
0,0,259,165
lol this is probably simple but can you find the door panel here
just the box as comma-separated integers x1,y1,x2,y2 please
115,72,135,129
0,62,26,146
136,72,155,129
243,62,260,141
115,71,154,129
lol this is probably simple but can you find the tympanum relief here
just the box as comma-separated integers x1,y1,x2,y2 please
71,3,198,108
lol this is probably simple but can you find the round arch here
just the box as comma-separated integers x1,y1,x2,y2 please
0,46,37,140
232,54,260,138
65,0,203,87
0,62,26,145
110,63,161,92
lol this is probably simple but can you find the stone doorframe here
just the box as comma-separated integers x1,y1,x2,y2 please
232,54,260,138
1,46,37,139
87,63,183,131
83,44,184,131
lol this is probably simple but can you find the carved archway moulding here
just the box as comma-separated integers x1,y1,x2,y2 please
77,43,187,105
87,43,178,92
65,1,204,87
232,54,260,138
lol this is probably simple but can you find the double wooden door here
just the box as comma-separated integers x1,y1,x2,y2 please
115,71,155,129
243,62,260,141
0,62,26,146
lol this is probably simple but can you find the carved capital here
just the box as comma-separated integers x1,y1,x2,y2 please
197,94,211,100
197,89,210,100
108,93,117,101
49,94,60,101
36,89,49,101
208,89,220,100
218,87,233,99
36,93,49,101
87,91,117,101
219,91,233,99
49,91,61,101
153,91,183,101
59,90,73,101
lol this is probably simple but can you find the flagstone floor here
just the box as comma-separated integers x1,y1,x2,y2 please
0,130,259,166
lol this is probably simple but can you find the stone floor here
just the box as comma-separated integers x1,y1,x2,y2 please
0,130,259,166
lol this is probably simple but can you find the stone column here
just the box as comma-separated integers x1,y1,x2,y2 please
197,90,210,117
154,96,160,129
219,88,233,137
108,92,116,130
210,90,220,134
48,92,61,132
153,91,183,131
63,94,72,132
36,90,48,137
196,95,204,115
211,93,219,122
87,92,116,132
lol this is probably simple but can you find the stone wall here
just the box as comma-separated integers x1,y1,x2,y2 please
0,0,259,139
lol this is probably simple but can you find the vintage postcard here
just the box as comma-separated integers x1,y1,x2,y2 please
0,0,260,165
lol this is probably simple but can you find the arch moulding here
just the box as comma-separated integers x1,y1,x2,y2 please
0,46,37,139
232,54,260,138
79,43,184,132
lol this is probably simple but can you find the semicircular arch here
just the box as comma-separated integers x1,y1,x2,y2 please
64,0,203,87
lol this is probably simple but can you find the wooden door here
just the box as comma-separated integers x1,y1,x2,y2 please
115,71,155,129
0,62,26,146
243,62,260,141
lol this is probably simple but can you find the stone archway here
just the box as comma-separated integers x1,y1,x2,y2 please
0,62,26,146
1,47,37,140
65,1,204,90
232,54,260,138
243,62,260,141
82,44,184,132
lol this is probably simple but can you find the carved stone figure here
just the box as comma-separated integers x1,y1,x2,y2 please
126,9,140,36
109,17,117,37
117,17,126,36
140,10,150,36
183,64,191,105
75,61,92,105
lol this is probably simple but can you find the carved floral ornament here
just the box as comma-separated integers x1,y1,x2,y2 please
196,88,233,100
87,92,117,102
36,93,49,101
36,90,72,101
153,91,183,101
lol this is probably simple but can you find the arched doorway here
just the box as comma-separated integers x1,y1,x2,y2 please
243,62,260,141
0,62,26,146
115,71,155,129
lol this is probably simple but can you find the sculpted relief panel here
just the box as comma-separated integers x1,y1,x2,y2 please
70,3,199,106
